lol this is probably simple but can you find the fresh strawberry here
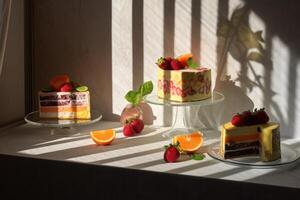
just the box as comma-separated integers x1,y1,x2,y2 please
240,110,255,126
131,119,144,134
241,110,251,119
164,145,180,163
50,75,70,91
60,83,73,92
254,108,269,124
156,57,171,70
165,57,173,63
170,59,184,70
123,124,136,137
231,114,244,126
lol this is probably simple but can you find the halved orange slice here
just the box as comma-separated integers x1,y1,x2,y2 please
177,53,193,67
172,131,203,153
90,129,116,145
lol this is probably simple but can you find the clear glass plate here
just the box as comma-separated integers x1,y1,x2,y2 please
24,109,102,128
208,142,300,168
144,91,224,107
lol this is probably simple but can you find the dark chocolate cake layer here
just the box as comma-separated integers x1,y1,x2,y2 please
224,147,259,159
39,93,88,101
225,141,260,151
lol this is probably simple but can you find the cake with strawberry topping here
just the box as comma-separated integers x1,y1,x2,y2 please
156,53,211,102
220,108,281,162
39,75,91,119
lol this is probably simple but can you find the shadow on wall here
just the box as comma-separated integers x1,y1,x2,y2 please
242,0,300,138
192,2,300,138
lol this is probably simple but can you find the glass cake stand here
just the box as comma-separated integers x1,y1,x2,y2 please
207,142,300,168
144,91,224,138
24,109,102,136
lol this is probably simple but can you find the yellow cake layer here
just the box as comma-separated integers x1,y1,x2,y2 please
157,67,211,102
40,106,89,112
39,109,91,119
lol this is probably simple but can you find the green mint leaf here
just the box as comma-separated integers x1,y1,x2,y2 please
125,91,138,104
187,58,193,66
187,58,198,69
125,81,153,105
139,81,153,97
189,63,198,68
133,93,142,105
191,153,205,160
164,145,169,149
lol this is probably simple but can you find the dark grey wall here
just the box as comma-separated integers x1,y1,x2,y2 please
0,0,24,126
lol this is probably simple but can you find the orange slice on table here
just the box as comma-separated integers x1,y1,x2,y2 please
177,53,193,67
90,129,116,145
172,131,203,153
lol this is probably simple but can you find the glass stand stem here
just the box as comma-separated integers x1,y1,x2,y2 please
50,126,81,136
162,106,199,139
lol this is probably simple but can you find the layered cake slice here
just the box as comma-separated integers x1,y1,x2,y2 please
156,54,211,102
39,75,91,119
220,109,281,162
220,122,260,158
39,91,91,119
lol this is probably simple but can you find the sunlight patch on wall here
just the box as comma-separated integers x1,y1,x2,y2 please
174,0,191,56
271,36,289,124
112,0,133,115
201,0,218,87
143,0,164,125
228,0,244,16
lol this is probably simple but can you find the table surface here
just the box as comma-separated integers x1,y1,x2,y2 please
1,121,300,189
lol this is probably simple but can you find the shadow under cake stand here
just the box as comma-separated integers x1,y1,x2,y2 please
144,91,224,138
24,109,102,136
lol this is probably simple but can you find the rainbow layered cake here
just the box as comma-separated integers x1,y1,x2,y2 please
39,75,91,119
220,109,281,162
156,54,211,102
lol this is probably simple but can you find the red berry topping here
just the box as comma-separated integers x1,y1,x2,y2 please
240,110,255,126
164,146,180,163
131,119,144,134
231,114,244,126
156,57,171,70
170,59,184,70
60,83,73,92
253,108,269,124
165,57,173,63
123,124,136,137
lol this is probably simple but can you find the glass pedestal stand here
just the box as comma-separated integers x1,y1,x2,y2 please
144,91,224,138
24,110,102,136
